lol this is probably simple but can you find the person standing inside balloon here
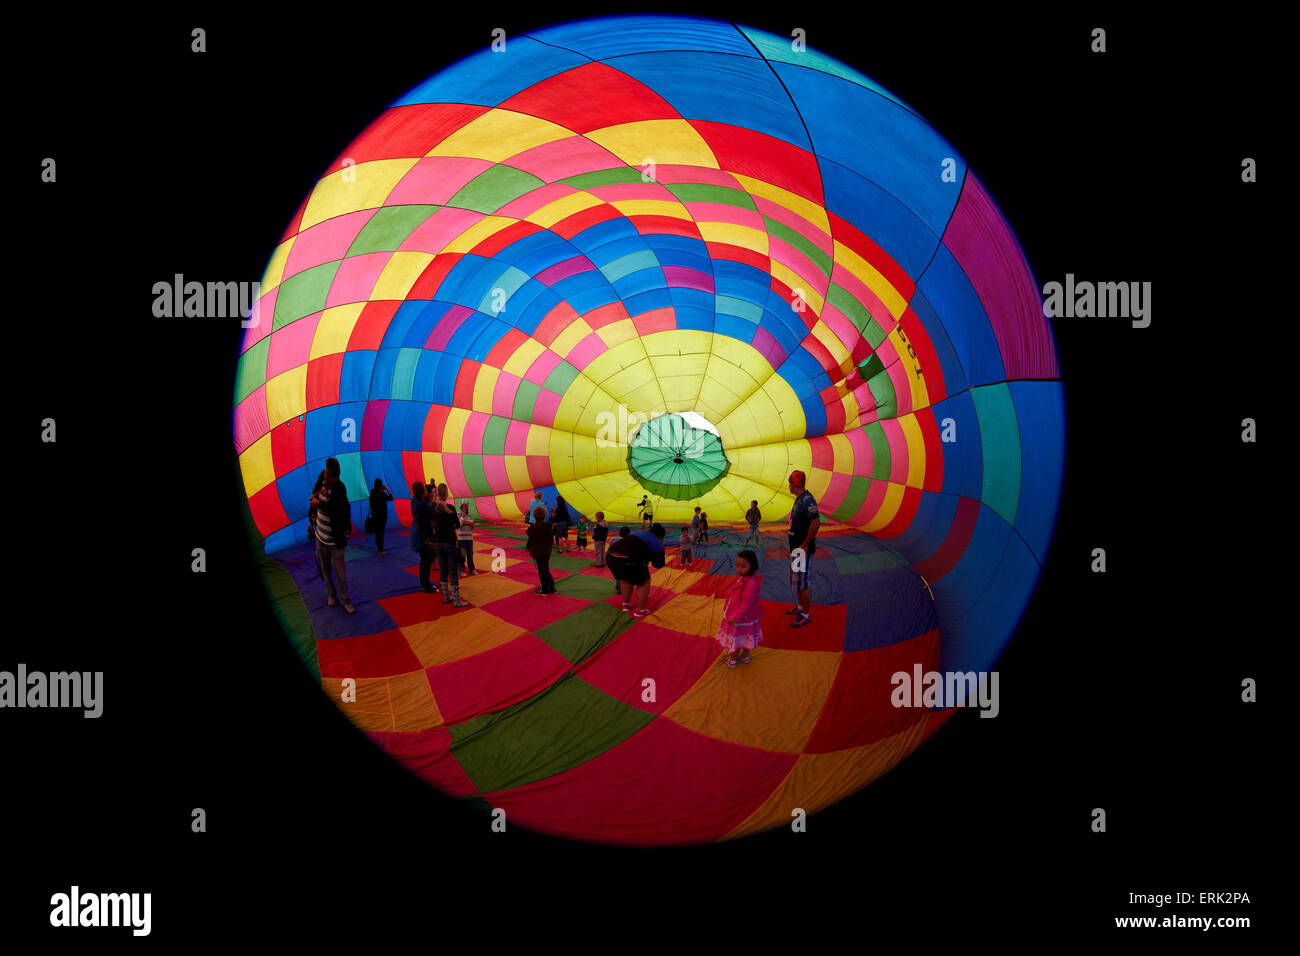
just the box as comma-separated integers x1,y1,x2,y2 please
410,481,437,593
457,501,477,575
368,479,394,555
592,511,609,568
553,496,572,553
718,550,763,667
691,506,702,544
745,500,762,547
606,523,667,618
786,470,820,629
309,457,355,614
527,506,558,595
638,495,652,529
433,484,467,607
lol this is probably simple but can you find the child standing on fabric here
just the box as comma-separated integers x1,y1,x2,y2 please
574,518,588,554
717,550,763,668
592,512,608,567
679,526,693,568
457,502,477,575
699,511,710,542
527,507,557,595
745,500,761,546
691,506,702,544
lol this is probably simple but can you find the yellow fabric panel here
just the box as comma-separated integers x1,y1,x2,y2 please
299,159,419,231
647,350,710,412
594,317,640,350
549,317,595,357
427,109,571,163
239,432,275,497
663,647,842,754
493,491,525,519
644,566,706,595
841,384,863,431
586,120,719,169
811,319,852,370
441,215,517,255
402,609,527,667
421,452,447,485
648,592,725,638
864,481,906,532
732,173,832,237
441,407,472,453
696,220,769,256
320,671,443,733
525,190,602,228
756,375,807,441
772,262,826,314
888,326,932,412
709,334,778,384
722,717,931,840
370,251,436,300
608,198,692,221
548,429,576,483
827,432,855,475
504,455,532,490
265,364,308,428
579,337,649,388
832,240,907,320
502,337,546,377
552,374,598,433
260,237,295,294
899,414,926,488
525,425,552,456
471,365,500,414
309,302,366,360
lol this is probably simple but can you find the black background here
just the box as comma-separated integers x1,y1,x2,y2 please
11,6,1278,943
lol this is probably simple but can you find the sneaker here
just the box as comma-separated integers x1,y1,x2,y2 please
343,603,356,614
740,651,752,663
453,599,468,608
726,657,738,668
535,587,546,594
790,614,812,629
543,589,558,596
632,608,649,618
784,606,804,615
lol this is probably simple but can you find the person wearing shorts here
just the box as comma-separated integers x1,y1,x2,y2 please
606,523,666,618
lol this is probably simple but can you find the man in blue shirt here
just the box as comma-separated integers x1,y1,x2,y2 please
785,470,820,628
606,523,667,618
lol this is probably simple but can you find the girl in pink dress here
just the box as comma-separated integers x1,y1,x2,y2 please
717,550,763,667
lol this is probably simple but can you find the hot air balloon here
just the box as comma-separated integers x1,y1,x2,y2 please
234,14,1064,845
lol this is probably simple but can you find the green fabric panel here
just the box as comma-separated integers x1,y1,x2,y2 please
449,164,546,214
347,205,441,255
857,352,884,381
260,557,318,680
448,673,654,793
390,348,420,401
234,337,270,404
867,366,897,420
831,475,871,521
862,422,891,480
461,455,493,498
482,526,527,541
548,552,596,572
557,167,644,189
272,261,340,331
543,360,579,394
336,453,365,498
553,569,618,600
666,182,758,210
863,316,887,349
481,416,510,456
762,216,832,278
971,383,1021,524
534,602,634,664
826,282,874,335
512,379,541,418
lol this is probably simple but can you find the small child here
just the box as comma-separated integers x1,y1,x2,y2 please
574,519,588,554
745,500,761,546
592,512,608,567
717,550,763,667
679,525,693,568
699,511,709,542
691,506,702,544
457,502,476,575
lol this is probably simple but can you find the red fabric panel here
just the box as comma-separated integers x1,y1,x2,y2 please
913,495,980,583
916,407,945,493
828,210,915,301
425,634,571,725
498,62,681,134
379,590,474,629
270,415,307,474
470,219,543,258
577,621,720,714
485,716,798,846
691,120,823,204
551,204,621,240
367,727,478,798
803,628,939,753
876,485,923,539
327,104,491,167
408,253,463,301
484,328,530,369
316,628,423,679
758,599,846,653
249,483,290,538
348,300,402,351
305,353,343,410
479,590,589,632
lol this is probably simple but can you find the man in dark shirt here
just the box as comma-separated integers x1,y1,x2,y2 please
526,507,557,595
606,523,667,618
410,481,436,593
309,457,354,614
786,470,820,628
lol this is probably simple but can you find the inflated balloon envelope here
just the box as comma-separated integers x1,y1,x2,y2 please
234,14,1064,845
